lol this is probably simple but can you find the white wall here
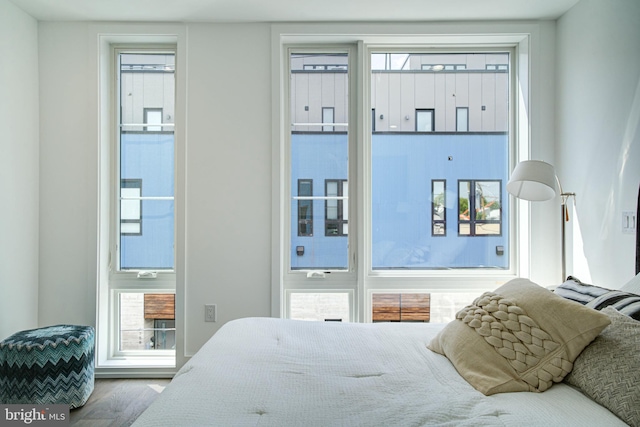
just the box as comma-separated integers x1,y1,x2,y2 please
557,0,640,288
38,22,97,327
35,20,560,365
6,0,635,368
0,0,40,340
182,23,272,355
36,22,273,360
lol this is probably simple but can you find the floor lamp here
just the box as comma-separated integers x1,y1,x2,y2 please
506,160,576,282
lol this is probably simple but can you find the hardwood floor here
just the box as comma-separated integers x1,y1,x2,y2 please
70,378,171,427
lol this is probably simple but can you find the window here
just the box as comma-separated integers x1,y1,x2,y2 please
432,180,446,236
322,107,335,132
297,179,313,236
144,108,163,132
458,180,502,236
289,51,350,271
279,35,524,323
120,179,142,235
372,52,509,269
119,52,175,271
99,47,176,365
416,109,434,132
325,179,348,236
456,107,469,132
289,292,351,321
303,64,347,71
119,292,175,351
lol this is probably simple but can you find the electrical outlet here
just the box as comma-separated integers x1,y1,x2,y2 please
205,304,217,322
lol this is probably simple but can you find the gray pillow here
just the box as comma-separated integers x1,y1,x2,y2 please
565,306,640,427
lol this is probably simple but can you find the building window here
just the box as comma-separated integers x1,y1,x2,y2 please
432,180,446,236
152,320,175,350
456,107,469,132
372,109,376,132
322,107,335,132
325,179,348,236
298,179,313,236
421,64,466,71
120,179,142,235
144,108,163,132
303,64,347,71
458,180,502,236
416,109,435,132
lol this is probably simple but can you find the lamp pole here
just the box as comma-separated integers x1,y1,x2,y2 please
561,192,576,282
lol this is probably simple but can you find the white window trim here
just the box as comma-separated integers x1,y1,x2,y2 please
96,29,186,376
272,23,539,322
282,45,359,283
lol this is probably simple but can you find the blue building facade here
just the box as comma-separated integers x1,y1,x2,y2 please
120,132,175,270
291,132,509,270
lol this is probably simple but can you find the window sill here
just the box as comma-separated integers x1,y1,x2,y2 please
96,356,176,378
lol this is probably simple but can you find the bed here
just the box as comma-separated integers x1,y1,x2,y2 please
134,185,640,427
132,276,640,427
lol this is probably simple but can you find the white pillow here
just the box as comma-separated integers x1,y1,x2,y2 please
620,273,640,295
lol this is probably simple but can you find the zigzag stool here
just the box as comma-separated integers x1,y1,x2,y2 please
0,325,95,408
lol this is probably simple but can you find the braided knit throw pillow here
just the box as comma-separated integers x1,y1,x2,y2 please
428,278,610,395
457,292,573,391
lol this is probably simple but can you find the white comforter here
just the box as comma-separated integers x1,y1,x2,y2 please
133,318,626,426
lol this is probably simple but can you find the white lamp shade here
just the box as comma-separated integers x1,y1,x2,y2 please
506,160,558,201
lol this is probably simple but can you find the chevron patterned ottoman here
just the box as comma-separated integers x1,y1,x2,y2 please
0,325,95,408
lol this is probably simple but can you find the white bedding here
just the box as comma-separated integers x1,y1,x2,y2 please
133,318,626,426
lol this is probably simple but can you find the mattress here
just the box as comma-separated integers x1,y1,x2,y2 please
132,317,626,426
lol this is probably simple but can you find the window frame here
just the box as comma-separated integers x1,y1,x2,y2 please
325,179,348,237
283,45,357,280
143,107,163,132
367,46,512,274
114,48,176,274
322,107,335,132
120,178,143,236
456,107,469,132
457,179,503,237
273,26,534,322
431,179,446,237
415,108,435,132
112,47,176,357
99,43,178,366
297,178,314,237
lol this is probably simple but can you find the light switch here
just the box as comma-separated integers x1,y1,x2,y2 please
622,211,636,234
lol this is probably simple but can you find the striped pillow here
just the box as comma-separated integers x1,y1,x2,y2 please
586,290,640,321
553,276,611,305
